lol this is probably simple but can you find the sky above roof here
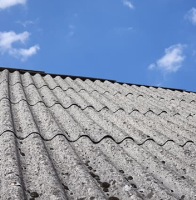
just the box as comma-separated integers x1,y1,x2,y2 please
0,0,196,91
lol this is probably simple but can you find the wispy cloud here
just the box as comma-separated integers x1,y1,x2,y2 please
185,7,196,25
116,27,133,32
68,24,76,37
0,0,27,10
148,44,186,73
114,27,134,36
193,50,196,56
0,31,40,61
123,0,134,10
16,20,35,27
73,13,78,18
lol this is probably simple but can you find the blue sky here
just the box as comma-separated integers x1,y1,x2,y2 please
0,0,196,91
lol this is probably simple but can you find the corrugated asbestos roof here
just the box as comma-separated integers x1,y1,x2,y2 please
0,68,196,200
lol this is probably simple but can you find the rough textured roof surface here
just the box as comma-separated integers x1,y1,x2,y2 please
0,68,196,200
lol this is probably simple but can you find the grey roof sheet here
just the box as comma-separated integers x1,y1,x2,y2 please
0,68,196,200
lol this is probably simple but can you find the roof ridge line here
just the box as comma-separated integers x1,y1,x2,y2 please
0,66,195,94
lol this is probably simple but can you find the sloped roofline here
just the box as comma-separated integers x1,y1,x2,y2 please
0,66,195,93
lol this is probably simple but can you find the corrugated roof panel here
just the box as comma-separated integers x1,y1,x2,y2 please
2,134,196,199
0,69,196,200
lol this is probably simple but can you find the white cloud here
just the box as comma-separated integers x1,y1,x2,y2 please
18,45,39,57
148,63,155,70
0,31,29,49
123,0,134,10
0,0,26,9
185,7,196,25
10,45,40,61
148,44,186,73
0,31,40,61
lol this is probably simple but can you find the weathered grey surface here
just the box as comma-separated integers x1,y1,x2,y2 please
0,69,196,200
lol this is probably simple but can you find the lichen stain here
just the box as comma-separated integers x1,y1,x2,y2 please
146,190,154,199
30,192,39,198
108,197,119,200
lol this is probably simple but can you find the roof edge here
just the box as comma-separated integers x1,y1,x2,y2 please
0,66,195,94
0,67,45,75
120,82,196,93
